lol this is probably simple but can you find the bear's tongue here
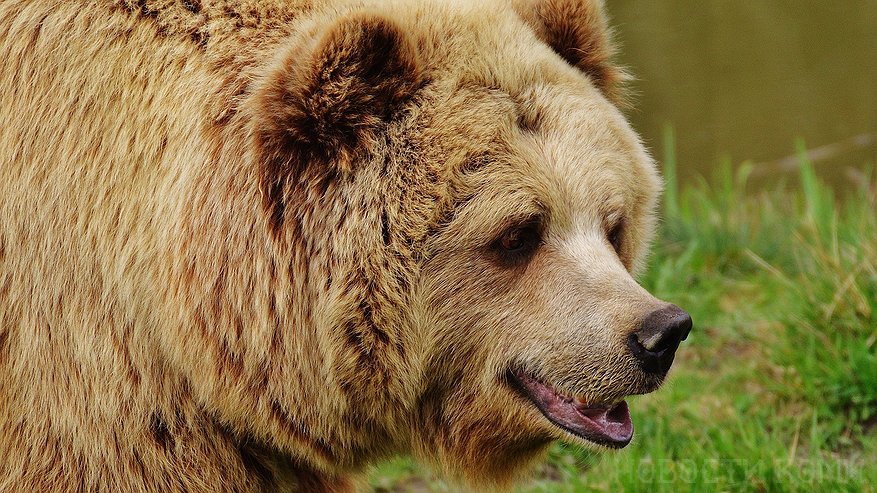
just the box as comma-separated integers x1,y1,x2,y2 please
511,370,633,448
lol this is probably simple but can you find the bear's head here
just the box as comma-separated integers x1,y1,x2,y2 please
242,0,691,485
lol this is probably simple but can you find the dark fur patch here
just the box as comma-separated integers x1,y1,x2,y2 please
288,461,356,493
190,29,208,47
149,413,175,452
136,0,158,20
250,13,422,235
359,299,390,345
263,180,287,235
344,320,366,351
181,0,201,14
380,210,391,245
516,104,544,133
237,444,274,487
116,1,212,49
268,401,336,463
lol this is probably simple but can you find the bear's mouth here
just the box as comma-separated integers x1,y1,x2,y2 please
507,369,633,448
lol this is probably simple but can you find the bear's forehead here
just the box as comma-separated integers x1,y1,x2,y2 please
380,0,659,228
397,80,655,223
522,86,657,213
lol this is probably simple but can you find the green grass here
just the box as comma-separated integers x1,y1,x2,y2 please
369,138,877,492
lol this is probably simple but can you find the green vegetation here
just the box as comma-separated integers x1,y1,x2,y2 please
370,139,877,492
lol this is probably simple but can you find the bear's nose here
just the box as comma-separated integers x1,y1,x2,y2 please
628,305,692,375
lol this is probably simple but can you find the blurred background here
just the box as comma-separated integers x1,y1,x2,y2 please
371,2,877,491
611,0,877,190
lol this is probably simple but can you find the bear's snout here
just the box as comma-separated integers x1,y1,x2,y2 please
627,305,693,375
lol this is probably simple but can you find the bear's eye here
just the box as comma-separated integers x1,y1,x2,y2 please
492,220,542,265
607,219,624,255
499,229,527,251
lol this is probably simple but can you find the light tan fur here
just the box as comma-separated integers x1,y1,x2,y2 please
0,0,670,491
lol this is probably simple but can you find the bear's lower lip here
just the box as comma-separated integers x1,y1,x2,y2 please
508,369,633,448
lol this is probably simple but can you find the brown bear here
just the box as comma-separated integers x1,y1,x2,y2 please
0,0,691,491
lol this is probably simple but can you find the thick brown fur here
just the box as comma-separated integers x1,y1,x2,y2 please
513,0,628,102
1,0,670,491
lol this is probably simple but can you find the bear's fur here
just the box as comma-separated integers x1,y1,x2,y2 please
0,0,677,491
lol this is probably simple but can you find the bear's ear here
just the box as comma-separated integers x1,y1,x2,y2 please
514,0,626,99
250,12,421,190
